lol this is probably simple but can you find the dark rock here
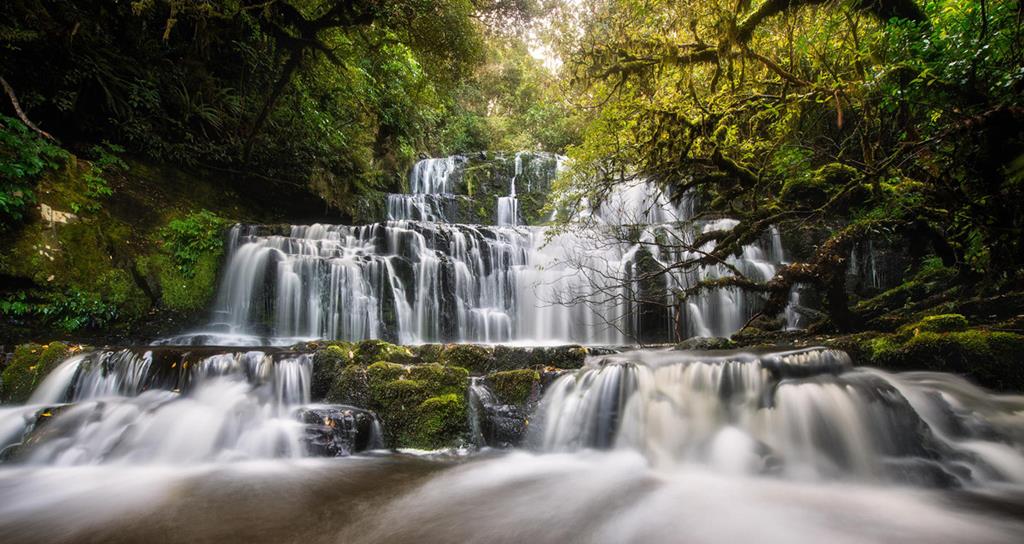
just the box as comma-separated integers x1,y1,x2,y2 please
296,405,383,457
674,337,738,350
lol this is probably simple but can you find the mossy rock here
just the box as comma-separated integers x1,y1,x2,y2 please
674,337,738,350
867,329,1024,391
323,360,470,448
414,344,445,364
441,344,495,373
409,394,467,449
354,340,415,366
0,342,72,403
326,363,370,406
311,344,356,401
900,314,969,337
780,163,860,208
486,369,540,406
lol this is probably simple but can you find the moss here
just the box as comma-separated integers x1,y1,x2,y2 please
324,359,470,448
866,329,1024,391
408,363,470,392
311,344,355,401
781,163,860,208
326,363,370,406
900,314,969,336
441,344,495,373
0,342,71,403
486,369,539,405
414,344,445,364
411,394,467,449
354,340,415,366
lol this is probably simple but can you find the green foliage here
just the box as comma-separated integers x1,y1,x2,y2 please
0,1,546,212
71,143,125,214
0,342,71,403
0,115,67,227
900,314,970,337
157,211,230,275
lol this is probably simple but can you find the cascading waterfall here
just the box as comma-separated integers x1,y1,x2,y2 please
531,348,1024,485
0,349,381,464
496,152,522,226
167,156,794,346
387,156,466,222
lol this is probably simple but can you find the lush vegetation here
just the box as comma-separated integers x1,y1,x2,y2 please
0,0,572,219
550,0,1024,332
3,0,1023,347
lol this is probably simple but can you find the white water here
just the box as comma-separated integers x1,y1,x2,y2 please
532,348,1024,485
168,156,793,346
0,350,383,465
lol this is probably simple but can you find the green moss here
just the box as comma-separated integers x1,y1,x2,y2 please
781,163,860,207
867,329,1024,391
0,342,71,403
136,250,220,313
326,363,370,406
414,344,445,364
441,344,495,373
323,359,470,449
486,369,539,405
902,314,969,336
311,345,355,401
354,340,414,365
411,394,467,449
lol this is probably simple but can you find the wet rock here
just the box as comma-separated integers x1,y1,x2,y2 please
860,328,1024,391
311,344,355,401
674,337,738,351
327,361,471,449
296,405,382,456
0,342,72,403
485,369,540,406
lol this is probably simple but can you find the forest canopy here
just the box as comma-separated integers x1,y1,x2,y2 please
0,0,572,219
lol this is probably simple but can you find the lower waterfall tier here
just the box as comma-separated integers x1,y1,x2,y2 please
1,344,1023,544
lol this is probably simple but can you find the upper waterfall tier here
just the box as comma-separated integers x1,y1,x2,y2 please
160,155,794,346
385,152,564,225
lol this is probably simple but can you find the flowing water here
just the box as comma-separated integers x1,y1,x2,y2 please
163,155,792,346
1,155,1023,542
1,346,1023,543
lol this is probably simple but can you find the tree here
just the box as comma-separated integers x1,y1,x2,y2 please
551,0,1024,334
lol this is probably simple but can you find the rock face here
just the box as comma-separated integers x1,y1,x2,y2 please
296,405,383,456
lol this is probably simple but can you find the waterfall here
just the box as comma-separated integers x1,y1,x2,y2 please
0,349,381,464
166,157,799,346
530,347,1024,485
496,152,522,226
387,156,466,222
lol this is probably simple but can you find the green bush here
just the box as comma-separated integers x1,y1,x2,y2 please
0,114,67,227
157,210,230,274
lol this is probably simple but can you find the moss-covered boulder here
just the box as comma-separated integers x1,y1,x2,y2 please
326,360,471,449
485,369,540,406
441,344,495,373
898,314,969,337
866,329,1024,391
0,342,72,403
311,344,355,401
781,163,860,208
354,340,415,366
674,337,738,350
408,393,467,449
